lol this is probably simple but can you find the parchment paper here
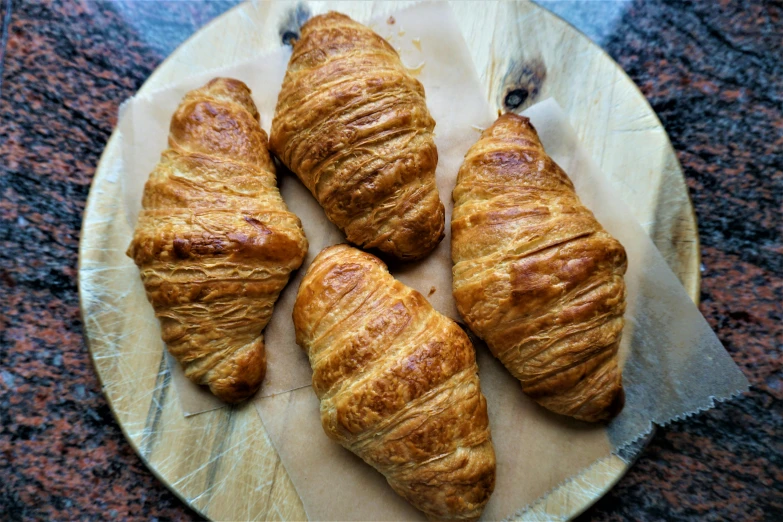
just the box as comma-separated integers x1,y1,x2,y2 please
117,1,748,518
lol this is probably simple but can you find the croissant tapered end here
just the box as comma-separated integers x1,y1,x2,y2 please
270,12,444,261
452,113,627,423
531,356,625,423
128,77,308,403
205,337,267,404
293,244,496,520
169,77,266,168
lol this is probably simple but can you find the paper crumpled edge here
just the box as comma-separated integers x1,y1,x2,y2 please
510,387,748,521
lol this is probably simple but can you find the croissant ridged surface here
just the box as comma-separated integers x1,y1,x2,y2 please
270,12,445,261
451,114,627,422
127,78,308,403
293,244,495,520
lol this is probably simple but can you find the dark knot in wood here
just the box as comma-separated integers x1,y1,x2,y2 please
501,58,547,112
504,89,529,109
281,31,299,46
278,3,311,46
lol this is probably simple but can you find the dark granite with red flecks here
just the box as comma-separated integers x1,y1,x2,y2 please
0,0,780,520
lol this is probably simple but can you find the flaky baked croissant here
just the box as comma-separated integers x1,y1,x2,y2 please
451,114,627,422
127,78,308,403
270,12,445,261
293,244,495,521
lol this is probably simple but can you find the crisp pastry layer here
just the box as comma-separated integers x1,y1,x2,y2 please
293,244,495,521
270,12,445,261
127,77,308,403
451,113,627,422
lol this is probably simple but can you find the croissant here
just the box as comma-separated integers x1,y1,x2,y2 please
451,114,627,422
127,78,308,403
293,244,495,520
270,12,445,261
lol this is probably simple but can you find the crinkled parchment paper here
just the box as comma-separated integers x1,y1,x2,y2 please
118,2,748,519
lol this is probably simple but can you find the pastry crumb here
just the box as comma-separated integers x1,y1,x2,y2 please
387,16,395,25
428,286,436,296
412,38,421,51
407,61,426,76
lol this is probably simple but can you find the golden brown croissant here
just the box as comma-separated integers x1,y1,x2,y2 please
270,12,445,261
293,244,495,520
451,114,627,422
127,78,308,403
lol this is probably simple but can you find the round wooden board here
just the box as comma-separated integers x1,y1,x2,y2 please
79,1,700,520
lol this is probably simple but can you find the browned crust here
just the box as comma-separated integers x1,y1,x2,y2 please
126,78,308,403
270,13,444,261
293,244,495,520
451,113,627,422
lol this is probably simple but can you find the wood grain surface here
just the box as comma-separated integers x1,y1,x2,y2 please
78,1,700,520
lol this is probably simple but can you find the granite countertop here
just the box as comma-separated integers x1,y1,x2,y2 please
1,0,780,519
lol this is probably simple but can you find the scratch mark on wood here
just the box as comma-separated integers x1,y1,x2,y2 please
141,353,170,459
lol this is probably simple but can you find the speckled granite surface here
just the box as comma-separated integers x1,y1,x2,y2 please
1,0,780,520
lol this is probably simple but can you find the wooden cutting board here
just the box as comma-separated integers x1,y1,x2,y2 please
79,1,700,520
